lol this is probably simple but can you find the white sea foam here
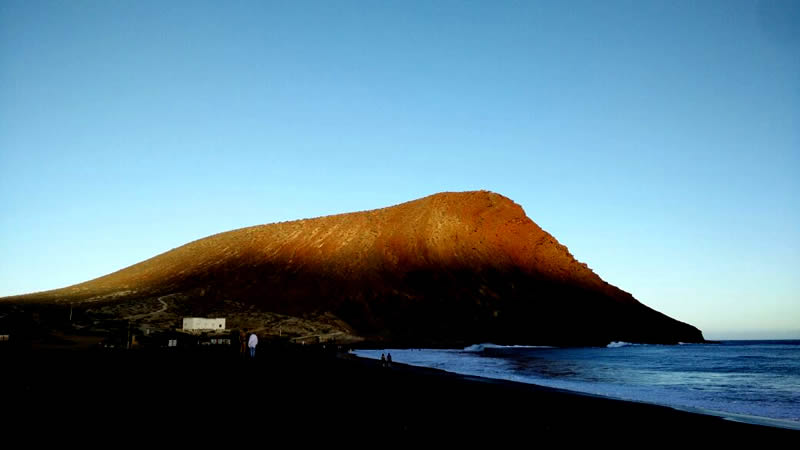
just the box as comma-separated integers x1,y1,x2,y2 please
606,341,645,348
463,343,555,352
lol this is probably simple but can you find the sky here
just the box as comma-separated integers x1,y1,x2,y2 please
1,0,798,340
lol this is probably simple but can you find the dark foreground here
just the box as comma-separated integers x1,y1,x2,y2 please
1,345,796,443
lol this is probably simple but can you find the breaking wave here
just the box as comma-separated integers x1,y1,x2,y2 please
463,343,555,352
606,341,646,348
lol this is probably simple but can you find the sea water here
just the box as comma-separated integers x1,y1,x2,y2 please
355,340,800,430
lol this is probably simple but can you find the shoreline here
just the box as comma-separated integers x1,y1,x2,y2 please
346,352,800,434
1,345,797,440
353,350,800,432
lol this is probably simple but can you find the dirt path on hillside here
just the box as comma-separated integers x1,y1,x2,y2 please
123,296,169,321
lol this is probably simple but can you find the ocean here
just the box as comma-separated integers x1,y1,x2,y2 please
355,340,800,430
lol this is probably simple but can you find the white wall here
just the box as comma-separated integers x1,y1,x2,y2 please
182,318,226,331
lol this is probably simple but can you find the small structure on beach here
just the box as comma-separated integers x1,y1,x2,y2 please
182,317,226,332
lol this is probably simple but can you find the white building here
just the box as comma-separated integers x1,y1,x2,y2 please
182,317,226,332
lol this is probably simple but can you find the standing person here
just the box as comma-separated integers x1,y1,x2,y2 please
248,332,258,359
239,329,247,357
386,353,392,368
380,353,386,367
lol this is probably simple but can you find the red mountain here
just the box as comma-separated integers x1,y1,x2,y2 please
3,191,704,346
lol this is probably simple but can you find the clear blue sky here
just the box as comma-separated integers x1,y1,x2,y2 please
1,0,798,339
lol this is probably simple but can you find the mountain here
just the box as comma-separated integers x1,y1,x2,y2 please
2,191,704,347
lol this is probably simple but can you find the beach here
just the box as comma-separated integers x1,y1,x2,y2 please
1,344,795,443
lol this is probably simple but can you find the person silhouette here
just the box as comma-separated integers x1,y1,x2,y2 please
248,332,258,359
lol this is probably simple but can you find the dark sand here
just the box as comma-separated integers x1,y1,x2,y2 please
1,345,796,443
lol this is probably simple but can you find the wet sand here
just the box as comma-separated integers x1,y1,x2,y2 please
1,345,795,443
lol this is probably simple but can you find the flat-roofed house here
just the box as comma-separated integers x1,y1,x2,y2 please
182,317,226,332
